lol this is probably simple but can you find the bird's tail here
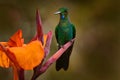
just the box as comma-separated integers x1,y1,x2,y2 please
56,44,73,71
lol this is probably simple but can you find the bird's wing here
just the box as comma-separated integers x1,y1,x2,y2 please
55,26,61,49
55,25,59,43
71,24,76,38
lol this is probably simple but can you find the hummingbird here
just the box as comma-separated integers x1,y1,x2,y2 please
54,7,76,71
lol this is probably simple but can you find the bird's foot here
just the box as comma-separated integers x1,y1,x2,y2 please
70,40,74,43
60,45,65,49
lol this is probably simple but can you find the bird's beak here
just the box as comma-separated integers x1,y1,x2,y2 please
54,11,61,14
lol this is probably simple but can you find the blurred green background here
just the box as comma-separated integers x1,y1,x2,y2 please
0,0,120,80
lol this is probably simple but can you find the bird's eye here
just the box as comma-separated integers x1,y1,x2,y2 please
64,10,68,14
64,10,67,13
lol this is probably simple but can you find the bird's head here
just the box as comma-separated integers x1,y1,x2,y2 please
54,7,68,19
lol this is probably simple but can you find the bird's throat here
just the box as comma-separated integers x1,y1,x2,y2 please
59,16,70,26
60,14,69,21
61,15,65,19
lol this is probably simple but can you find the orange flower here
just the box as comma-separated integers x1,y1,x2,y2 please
0,9,52,80
0,29,47,70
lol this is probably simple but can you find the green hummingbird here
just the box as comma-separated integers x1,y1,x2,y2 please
54,7,76,71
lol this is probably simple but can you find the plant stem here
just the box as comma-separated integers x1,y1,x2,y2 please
31,38,75,80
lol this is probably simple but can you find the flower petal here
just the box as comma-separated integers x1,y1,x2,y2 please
0,50,10,68
8,40,44,70
43,34,47,47
0,42,10,68
8,29,24,47
0,42,8,47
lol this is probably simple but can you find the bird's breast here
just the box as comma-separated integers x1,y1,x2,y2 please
57,26,73,45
